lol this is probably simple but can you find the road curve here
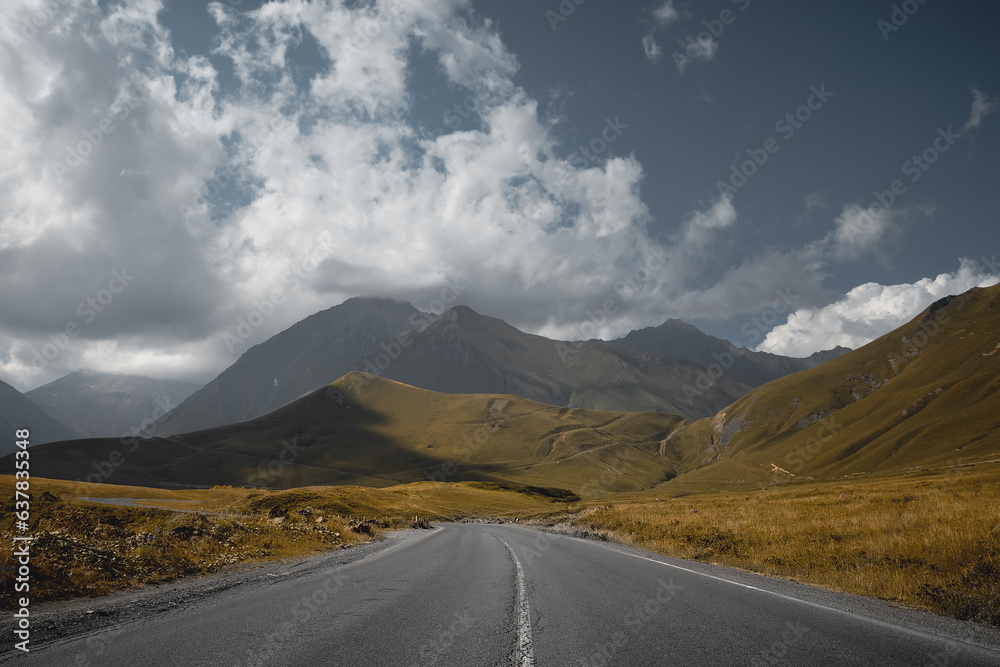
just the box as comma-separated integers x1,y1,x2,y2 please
7,523,1000,666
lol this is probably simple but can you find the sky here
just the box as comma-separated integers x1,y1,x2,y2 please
1,0,998,391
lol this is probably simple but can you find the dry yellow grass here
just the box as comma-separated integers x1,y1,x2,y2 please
564,465,1000,626
0,476,574,606
5,470,998,628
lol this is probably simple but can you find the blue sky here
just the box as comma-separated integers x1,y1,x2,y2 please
1,0,998,389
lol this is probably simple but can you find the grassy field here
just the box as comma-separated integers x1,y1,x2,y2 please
4,467,999,629
0,476,574,606
559,464,1000,626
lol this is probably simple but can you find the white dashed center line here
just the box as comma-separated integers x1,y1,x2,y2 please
495,535,536,667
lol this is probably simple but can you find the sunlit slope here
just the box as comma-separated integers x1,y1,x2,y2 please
25,373,693,495
671,284,1000,486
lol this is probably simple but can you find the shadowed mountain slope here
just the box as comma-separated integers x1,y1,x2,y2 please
25,370,200,438
25,373,694,496
0,379,81,456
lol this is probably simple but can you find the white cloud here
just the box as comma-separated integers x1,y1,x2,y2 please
664,200,914,323
676,34,719,72
652,1,680,26
962,87,998,132
0,0,682,388
642,33,662,64
680,193,736,247
825,202,906,264
757,259,1000,357
0,0,954,391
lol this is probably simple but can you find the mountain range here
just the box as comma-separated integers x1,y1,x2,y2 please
150,297,846,435
10,283,999,494
25,370,200,439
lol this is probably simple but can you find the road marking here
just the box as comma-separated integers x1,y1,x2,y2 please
495,535,536,667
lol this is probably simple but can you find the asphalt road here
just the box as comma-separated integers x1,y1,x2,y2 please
8,523,1000,666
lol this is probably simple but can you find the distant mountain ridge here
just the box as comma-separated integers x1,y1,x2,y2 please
153,297,847,435
609,318,850,387
25,371,200,439
11,286,998,495
0,378,81,456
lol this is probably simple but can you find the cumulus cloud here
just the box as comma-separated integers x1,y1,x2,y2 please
0,0,938,390
757,259,1000,357
0,0,695,388
962,87,998,132
665,199,916,324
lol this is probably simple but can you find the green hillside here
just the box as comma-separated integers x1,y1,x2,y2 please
29,372,693,496
664,284,1000,490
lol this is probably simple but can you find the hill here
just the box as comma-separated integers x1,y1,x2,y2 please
24,373,695,496
152,297,422,435
25,370,200,438
662,283,1000,491
0,378,81,456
